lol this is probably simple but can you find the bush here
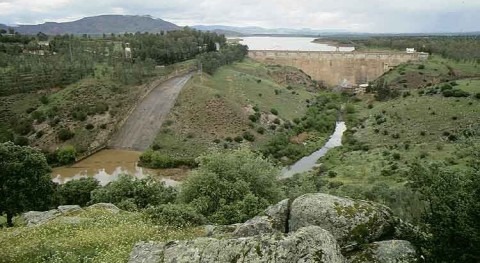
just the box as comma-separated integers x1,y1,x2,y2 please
90,175,177,209
475,93,480,99
58,128,75,141
56,145,77,165
418,65,425,69
273,118,281,125
327,170,337,178
179,148,282,224
242,131,255,142
144,204,206,227
234,136,243,143
248,113,260,122
13,136,29,146
139,150,197,168
85,123,94,130
40,95,49,105
256,127,265,134
56,177,99,206
270,108,279,115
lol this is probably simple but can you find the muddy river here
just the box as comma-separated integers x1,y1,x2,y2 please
51,149,180,187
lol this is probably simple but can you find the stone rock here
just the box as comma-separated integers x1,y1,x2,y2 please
348,240,419,263
88,203,120,213
22,209,61,226
289,193,395,246
58,205,83,215
233,216,275,237
129,226,345,263
129,241,165,263
264,198,289,233
204,223,241,237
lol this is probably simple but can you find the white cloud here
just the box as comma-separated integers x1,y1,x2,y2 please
0,0,479,32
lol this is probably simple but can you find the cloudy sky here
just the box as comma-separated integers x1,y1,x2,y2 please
0,0,478,33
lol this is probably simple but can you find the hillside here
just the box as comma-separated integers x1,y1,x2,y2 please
13,15,180,35
315,55,480,220
144,59,324,163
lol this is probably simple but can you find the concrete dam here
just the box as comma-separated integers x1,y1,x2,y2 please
248,50,429,87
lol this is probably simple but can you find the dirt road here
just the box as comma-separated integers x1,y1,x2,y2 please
109,73,193,151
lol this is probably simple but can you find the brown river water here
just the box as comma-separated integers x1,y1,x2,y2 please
51,149,181,187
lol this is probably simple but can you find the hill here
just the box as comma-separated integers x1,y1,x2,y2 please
12,15,180,35
315,55,480,220
143,59,325,165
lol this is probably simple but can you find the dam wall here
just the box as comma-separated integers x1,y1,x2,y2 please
248,50,429,87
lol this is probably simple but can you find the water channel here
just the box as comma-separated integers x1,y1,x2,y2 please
281,121,347,179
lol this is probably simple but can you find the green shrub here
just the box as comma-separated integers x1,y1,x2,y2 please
475,93,480,99
14,119,33,135
418,64,425,69
40,95,49,104
256,127,266,134
144,204,206,227
85,123,95,130
180,148,282,224
139,150,197,168
56,177,99,206
270,108,279,115
56,145,77,165
13,136,29,146
242,131,255,142
234,136,243,143
58,128,75,141
273,118,281,125
31,111,46,123
90,175,177,209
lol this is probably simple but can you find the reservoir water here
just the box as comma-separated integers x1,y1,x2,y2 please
52,149,180,186
238,36,355,52
281,122,347,178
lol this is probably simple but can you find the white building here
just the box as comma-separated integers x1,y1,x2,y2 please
406,48,416,53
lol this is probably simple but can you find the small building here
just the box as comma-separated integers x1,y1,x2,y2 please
125,43,132,59
406,48,416,53
355,84,369,94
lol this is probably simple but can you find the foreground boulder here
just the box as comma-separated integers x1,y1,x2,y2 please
289,193,395,246
22,209,61,226
264,198,289,233
58,205,83,215
232,216,275,237
348,240,419,263
87,203,120,213
129,226,345,263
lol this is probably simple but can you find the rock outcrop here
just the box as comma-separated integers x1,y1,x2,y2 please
129,193,419,263
129,226,345,263
289,193,395,246
87,203,120,213
347,240,419,263
22,209,61,226
21,203,119,226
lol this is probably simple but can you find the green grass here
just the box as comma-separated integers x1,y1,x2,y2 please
151,59,318,160
0,208,203,263
456,78,480,94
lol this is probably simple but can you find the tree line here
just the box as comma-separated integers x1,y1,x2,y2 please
0,28,227,95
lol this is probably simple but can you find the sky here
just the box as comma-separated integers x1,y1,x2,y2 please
0,0,479,33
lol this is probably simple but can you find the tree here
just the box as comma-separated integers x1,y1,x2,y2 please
408,161,480,262
0,142,54,226
90,175,177,210
56,177,99,206
180,148,282,224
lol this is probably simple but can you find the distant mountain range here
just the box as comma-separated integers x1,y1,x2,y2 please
1,15,478,36
3,15,180,35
